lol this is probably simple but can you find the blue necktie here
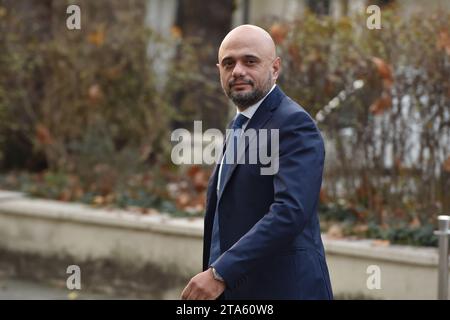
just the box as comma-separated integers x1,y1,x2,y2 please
218,113,249,194
209,113,248,266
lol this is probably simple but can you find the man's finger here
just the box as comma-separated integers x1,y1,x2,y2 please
180,282,192,300
188,289,202,300
186,283,201,300
191,286,213,300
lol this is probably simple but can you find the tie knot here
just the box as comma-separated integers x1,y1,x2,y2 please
232,114,248,129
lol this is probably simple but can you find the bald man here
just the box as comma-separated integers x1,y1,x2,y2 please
181,25,333,300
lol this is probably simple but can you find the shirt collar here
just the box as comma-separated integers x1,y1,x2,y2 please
237,84,277,120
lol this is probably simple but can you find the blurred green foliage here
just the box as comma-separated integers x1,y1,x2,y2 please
319,200,438,247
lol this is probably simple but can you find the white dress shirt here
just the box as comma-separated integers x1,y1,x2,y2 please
216,84,276,194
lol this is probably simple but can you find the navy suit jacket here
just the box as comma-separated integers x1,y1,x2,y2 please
203,86,333,299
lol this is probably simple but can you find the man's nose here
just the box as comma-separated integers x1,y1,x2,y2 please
231,61,246,78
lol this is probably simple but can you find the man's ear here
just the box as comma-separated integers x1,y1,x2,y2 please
272,57,281,81
216,63,220,70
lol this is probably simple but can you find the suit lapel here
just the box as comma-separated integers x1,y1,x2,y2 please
204,118,233,215
216,86,285,204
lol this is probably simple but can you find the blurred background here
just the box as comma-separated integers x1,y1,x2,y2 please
0,0,449,299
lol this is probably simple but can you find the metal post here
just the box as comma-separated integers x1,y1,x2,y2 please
434,215,450,300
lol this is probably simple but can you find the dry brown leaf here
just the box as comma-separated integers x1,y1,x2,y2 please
369,94,392,115
319,189,329,203
88,84,103,103
437,29,450,56
269,23,288,45
353,224,369,234
176,192,190,208
171,25,182,39
288,44,300,62
35,124,53,145
371,57,393,83
147,208,159,215
59,189,71,202
327,224,344,239
443,156,450,172
93,195,104,205
193,170,209,192
87,29,105,47
409,216,421,228
0,7,7,18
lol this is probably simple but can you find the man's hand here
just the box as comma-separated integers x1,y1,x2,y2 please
181,268,226,300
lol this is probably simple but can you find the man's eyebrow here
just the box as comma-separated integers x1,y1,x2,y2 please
220,56,234,64
243,55,260,60
220,54,261,64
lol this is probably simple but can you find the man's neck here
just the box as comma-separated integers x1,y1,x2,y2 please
236,84,276,114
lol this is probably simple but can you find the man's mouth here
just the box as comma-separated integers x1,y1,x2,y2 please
233,83,249,87
230,81,253,90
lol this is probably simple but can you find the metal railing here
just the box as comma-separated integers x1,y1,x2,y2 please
434,215,450,300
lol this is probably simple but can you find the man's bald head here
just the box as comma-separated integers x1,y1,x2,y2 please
216,25,281,110
218,25,277,63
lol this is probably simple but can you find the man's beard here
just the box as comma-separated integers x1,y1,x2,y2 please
226,75,272,109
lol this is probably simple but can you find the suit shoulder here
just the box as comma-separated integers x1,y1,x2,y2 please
274,96,325,157
275,96,316,126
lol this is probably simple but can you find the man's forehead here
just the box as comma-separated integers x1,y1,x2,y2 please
218,40,271,62
219,50,261,63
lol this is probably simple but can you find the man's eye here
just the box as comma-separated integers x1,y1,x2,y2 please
246,60,256,65
223,61,235,68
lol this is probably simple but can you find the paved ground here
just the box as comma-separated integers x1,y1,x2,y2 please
0,277,128,300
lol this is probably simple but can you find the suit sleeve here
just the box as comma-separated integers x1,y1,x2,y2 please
211,110,325,290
